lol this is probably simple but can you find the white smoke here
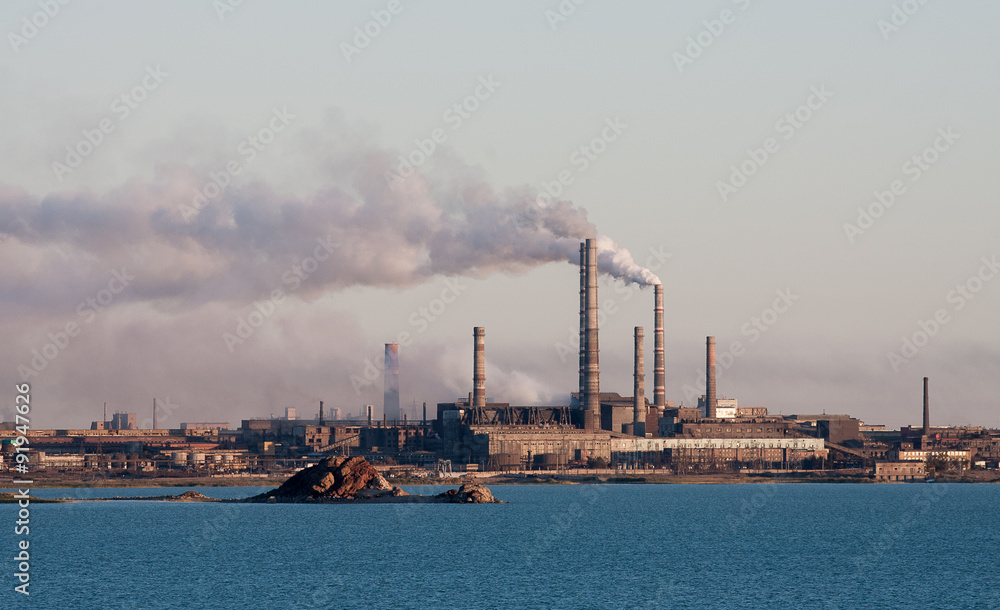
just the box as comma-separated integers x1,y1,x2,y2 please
0,163,661,308
595,235,661,286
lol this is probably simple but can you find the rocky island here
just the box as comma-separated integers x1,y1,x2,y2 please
241,456,502,504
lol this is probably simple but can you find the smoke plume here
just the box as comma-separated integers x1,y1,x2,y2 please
0,159,659,310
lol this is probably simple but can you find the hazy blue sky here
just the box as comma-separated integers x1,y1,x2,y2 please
1,1,997,429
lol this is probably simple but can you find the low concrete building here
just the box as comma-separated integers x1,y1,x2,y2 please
875,461,926,481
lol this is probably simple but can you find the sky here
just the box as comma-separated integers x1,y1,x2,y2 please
0,0,997,430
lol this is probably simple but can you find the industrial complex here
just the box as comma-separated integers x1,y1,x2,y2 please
4,239,998,481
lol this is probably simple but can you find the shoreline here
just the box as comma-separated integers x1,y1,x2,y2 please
9,469,999,489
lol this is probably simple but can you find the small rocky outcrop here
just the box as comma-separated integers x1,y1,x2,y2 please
248,456,408,502
435,484,501,504
245,457,502,504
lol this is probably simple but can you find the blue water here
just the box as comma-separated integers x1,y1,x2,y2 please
6,484,1000,609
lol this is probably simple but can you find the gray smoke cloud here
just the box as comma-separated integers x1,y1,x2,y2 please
0,154,658,311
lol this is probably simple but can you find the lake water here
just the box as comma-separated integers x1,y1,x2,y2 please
8,483,1000,609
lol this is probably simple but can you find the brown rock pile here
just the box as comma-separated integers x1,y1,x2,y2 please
436,483,502,504
251,456,408,502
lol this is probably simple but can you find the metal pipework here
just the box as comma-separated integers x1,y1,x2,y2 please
473,327,486,407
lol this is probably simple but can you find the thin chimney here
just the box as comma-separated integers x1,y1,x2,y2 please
633,326,646,435
654,284,665,408
923,377,930,437
579,243,586,402
706,336,717,419
384,343,400,422
584,238,600,431
473,327,486,407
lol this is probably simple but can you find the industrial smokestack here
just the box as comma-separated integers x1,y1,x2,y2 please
319,400,324,425
706,336,717,419
584,238,600,430
367,404,373,426
579,243,586,401
384,343,400,423
923,377,930,437
104,401,107,426
654,284,665,408
473,327,486,407
634,326,646,435
152,398,157,430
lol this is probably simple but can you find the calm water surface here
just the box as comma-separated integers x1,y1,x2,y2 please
8,484,1000,609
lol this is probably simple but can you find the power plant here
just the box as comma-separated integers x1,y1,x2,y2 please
435,238,830,470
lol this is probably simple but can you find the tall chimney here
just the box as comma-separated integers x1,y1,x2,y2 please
473,327,486,407
579,243,586,402
633,326,646,435
706,336,717,419
923,377,930,437
422,401,427,427
104,401,107,426
654,284,665,408
152,398,157,430
384,343,400,423
319,400,324,425
584,238,600,430
367,404,373,426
